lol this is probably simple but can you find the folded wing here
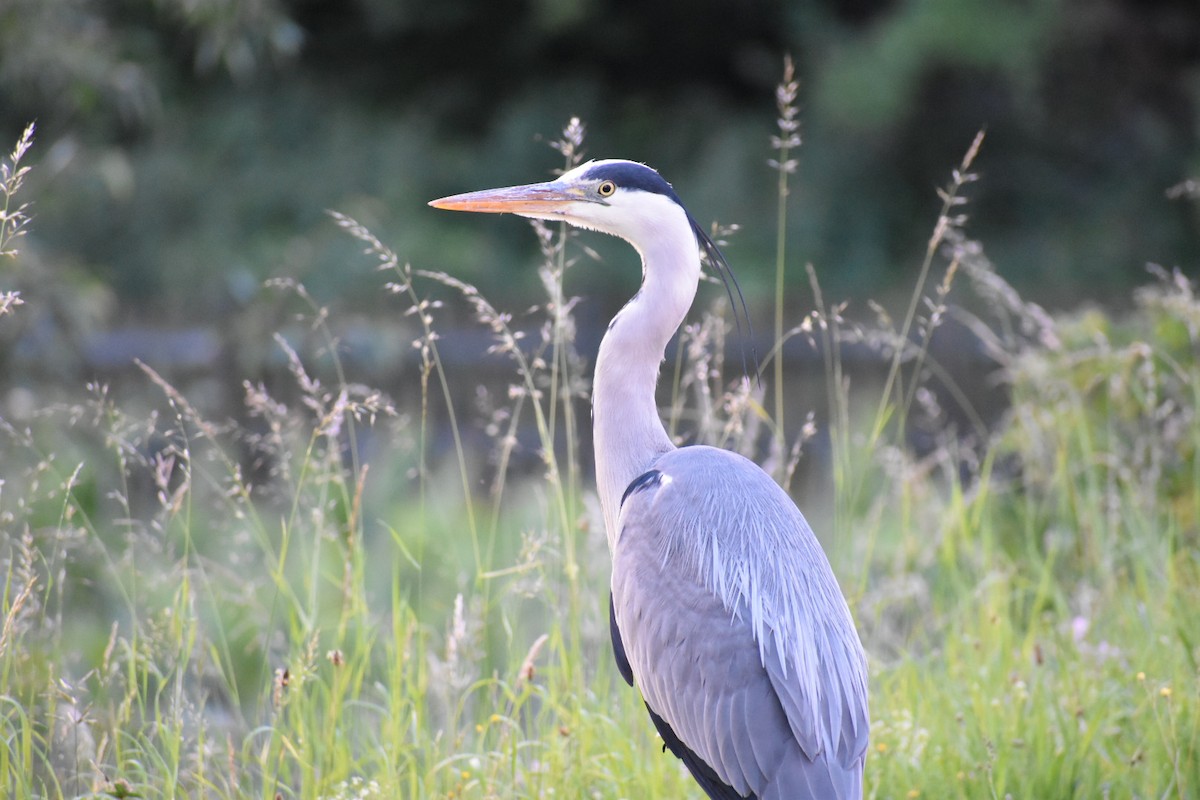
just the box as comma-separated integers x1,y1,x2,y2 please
610,446,869,799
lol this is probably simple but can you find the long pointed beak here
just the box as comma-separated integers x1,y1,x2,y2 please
428,181,584,216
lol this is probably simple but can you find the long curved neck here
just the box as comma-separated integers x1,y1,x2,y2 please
593,210,700,550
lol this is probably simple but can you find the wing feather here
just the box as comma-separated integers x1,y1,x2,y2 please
645,702,746,800
610,594,634,687
611,445,869,799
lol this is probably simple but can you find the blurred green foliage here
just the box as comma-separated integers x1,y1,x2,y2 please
1,0,1198,337
3,8,1200,792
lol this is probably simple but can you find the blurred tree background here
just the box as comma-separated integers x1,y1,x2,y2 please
1,0,1198,387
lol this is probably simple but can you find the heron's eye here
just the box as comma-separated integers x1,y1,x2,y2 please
598,180,616,197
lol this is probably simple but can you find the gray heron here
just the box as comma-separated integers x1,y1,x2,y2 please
430,159,869,799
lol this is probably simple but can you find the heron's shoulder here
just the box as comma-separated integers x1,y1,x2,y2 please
651,445,761,478
617,445,810,550
645,446,793,504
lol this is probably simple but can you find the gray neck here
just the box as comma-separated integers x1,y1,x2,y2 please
592,213,700,551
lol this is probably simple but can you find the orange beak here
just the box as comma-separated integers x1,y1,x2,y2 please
429,181,585,216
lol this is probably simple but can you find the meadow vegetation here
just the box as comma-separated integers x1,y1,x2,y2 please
2,90,1199,799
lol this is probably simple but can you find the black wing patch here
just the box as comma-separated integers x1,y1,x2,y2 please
621,469,663,508
644,702,753,800
610,595,751,799
609,593,634,687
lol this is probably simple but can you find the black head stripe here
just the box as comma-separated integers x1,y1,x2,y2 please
689,214,759,385
581,162,682,205
583,160,758,384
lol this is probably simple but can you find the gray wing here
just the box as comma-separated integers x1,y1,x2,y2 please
611,446,869,800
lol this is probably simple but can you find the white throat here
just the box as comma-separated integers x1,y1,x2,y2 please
592,194,701,550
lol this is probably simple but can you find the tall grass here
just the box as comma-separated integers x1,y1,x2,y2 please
0,122,34,316
768,54,801,464
2,60,1198,800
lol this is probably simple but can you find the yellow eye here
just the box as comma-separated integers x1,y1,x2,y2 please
598,180,616,197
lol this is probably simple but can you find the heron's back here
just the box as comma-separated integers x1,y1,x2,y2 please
611,445,869,799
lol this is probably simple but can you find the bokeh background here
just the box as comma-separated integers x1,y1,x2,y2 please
2,0,1198,403
3,3,1200,796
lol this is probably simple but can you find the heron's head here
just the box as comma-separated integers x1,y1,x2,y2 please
430,158,757,377
429,159,688,244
